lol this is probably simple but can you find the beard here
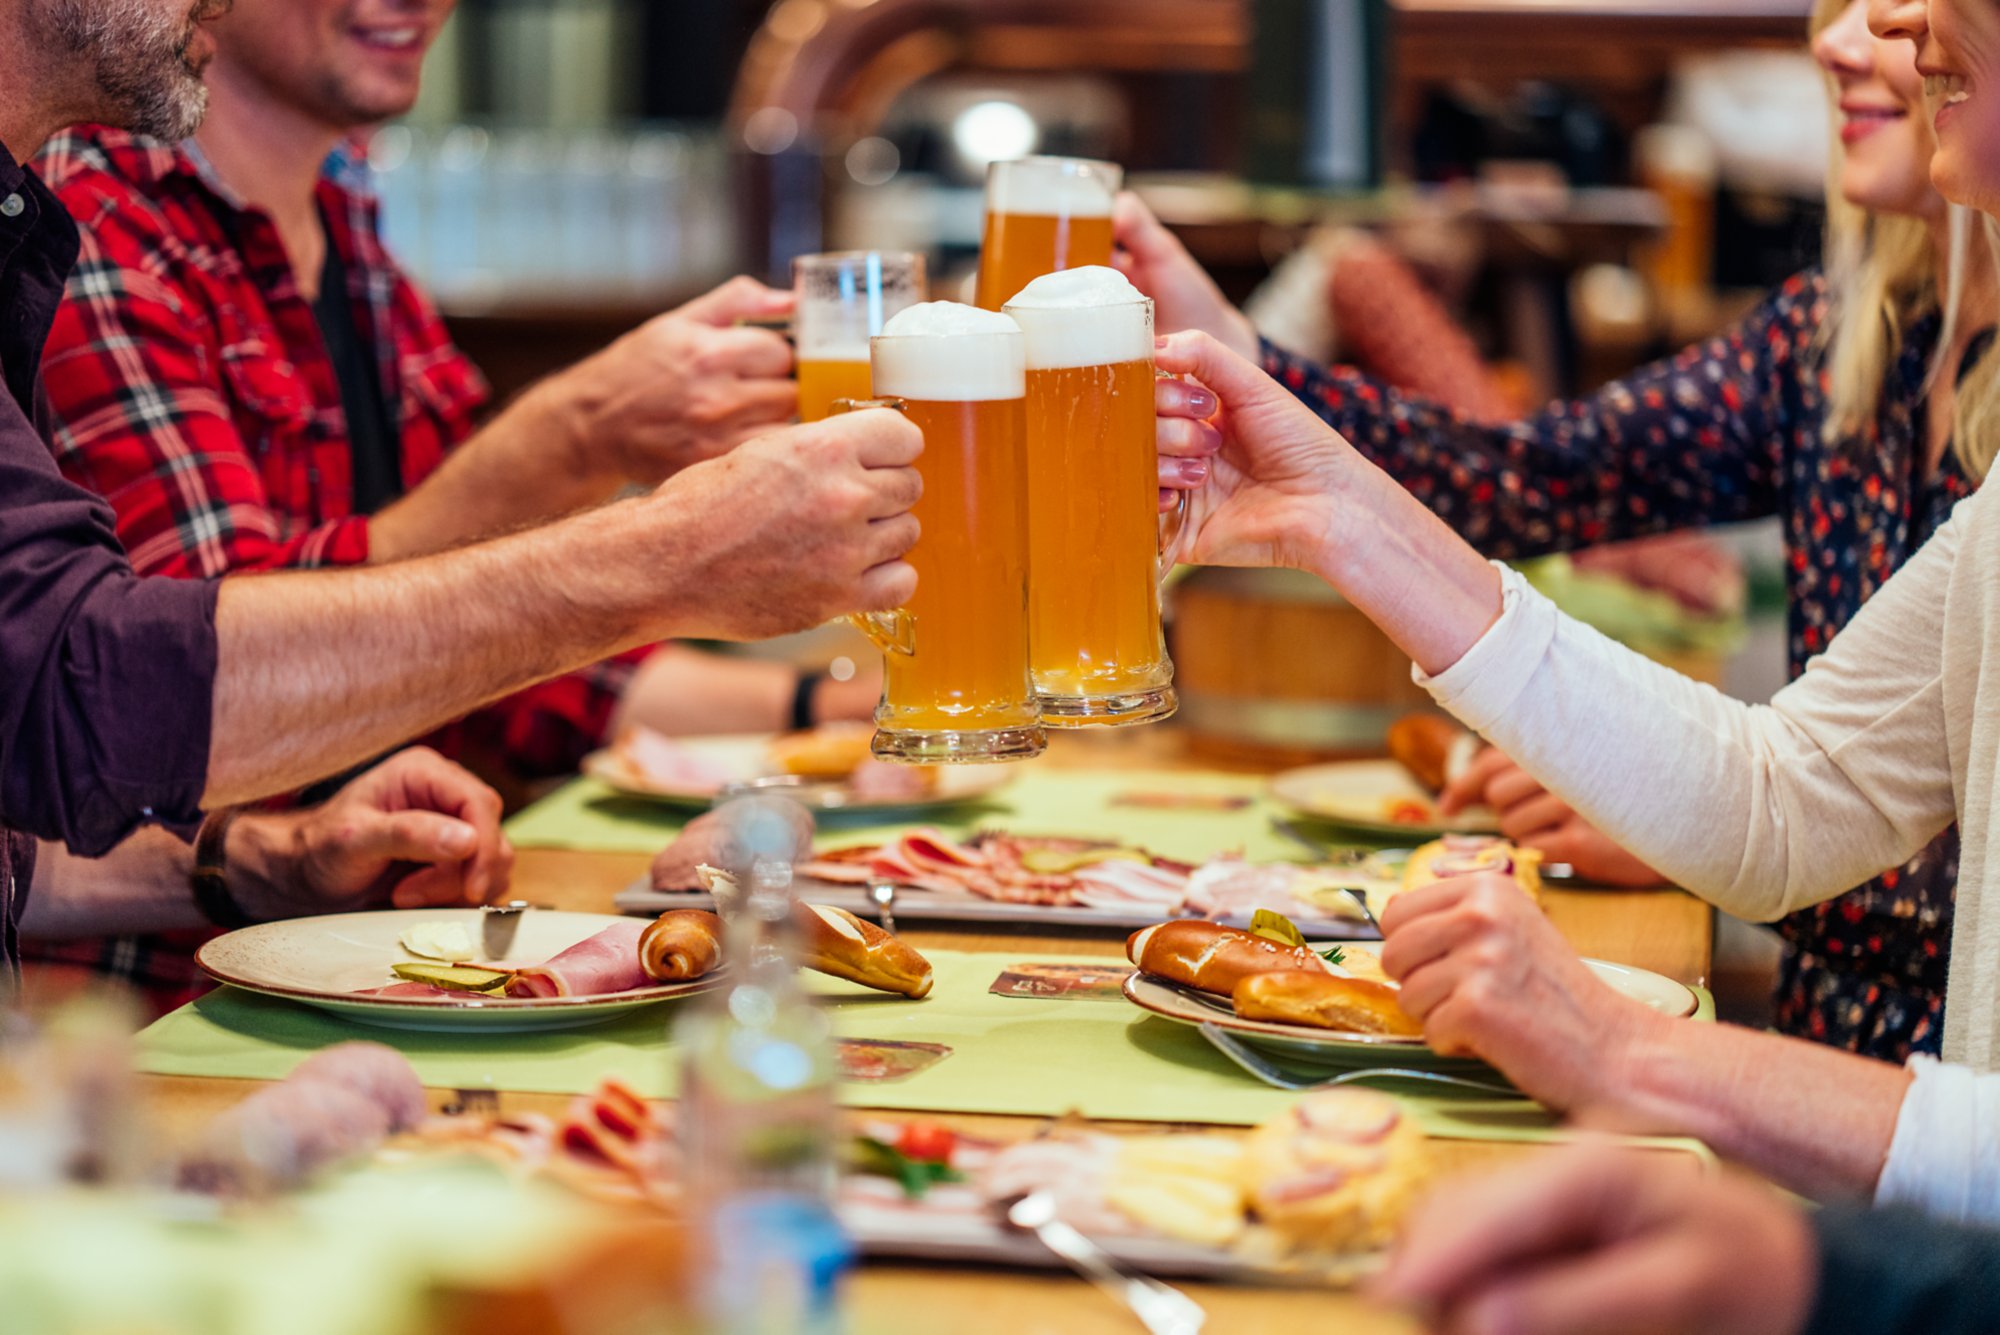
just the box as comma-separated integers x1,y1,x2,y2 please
34,0,227,141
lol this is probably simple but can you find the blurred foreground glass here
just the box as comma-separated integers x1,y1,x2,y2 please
792,251,926,423
838,324,1044,764
1004,286,1179,726
973,156,1122,310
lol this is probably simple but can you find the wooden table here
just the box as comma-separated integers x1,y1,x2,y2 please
139,729,1713,1335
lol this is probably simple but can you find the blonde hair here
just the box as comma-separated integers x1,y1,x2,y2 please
1811,0,2000,475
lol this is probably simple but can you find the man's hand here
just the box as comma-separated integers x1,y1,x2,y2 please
1114,193,1260,360
1378,872,1664,1115
1440,745,1668,887
229,748,513,918
1374,1147,1818,1335
648,407,923,640
557,276,799,485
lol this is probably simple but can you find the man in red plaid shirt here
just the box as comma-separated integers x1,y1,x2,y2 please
27,0,879,1006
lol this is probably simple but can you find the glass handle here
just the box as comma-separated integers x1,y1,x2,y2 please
1155,371,1193,589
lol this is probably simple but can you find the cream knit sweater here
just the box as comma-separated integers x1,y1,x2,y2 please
1416,486,2000,1221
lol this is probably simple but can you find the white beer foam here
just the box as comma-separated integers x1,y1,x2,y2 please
1004,266,1153,369
872,302,1025,401
986,157,1118,220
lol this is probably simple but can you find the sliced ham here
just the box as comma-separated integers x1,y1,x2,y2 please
1070,860,1190,908
508,920,650,999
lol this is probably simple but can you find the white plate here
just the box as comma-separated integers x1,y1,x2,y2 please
195,909,718,1033
582,733,1015,817
1124,957,1698,1071
1269,759,1501,839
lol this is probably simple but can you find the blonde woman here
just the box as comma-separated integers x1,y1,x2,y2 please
1138,0,1997,1062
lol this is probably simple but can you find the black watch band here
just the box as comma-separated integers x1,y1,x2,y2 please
191,808,254,929
788,671,827,733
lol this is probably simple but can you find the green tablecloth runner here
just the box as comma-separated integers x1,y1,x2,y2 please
138,949,1711,1155
503,769,1309,861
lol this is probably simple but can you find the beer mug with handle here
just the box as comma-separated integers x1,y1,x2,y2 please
1005,266,1181,726
974,156,1122,311
836,301,1046,764
793,251,926,423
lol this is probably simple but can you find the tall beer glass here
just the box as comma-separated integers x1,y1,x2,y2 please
793,251,926,423
1005,267,1177,726
850,302,1044,763
973,156,1122,310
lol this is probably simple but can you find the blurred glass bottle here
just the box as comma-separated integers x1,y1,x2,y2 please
678,800,850,1335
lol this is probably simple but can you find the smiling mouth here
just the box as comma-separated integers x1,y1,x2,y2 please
353,26,424,53
1926,73,1973,108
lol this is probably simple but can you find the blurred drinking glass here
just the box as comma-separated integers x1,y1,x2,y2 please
973,156,1122,310
1005,267,1178,726
793,251,927,423
842,302,1044,763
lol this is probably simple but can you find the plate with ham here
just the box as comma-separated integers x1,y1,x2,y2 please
582,726,1014,816
195,909,723,1033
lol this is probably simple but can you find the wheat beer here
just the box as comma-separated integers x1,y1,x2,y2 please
861,302,1043,762
973,157,1121,310
1005,267,1176,725
793,251,925,422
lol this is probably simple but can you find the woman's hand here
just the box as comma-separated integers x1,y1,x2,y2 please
1441,745,1669,887
1152,329,1351,571
1114,193,1261,360
1378,872,1667,1116
1374,1147,1818,1335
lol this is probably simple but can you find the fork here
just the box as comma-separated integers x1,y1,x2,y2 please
1199,1023,1519,1098
868,880,899,935
441,1087,501,1117
1006,1191,1206,1335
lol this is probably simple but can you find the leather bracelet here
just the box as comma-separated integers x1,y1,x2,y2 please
788,670,826,733
191,808,254,929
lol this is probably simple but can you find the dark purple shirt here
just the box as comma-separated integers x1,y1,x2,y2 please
0,138,218,970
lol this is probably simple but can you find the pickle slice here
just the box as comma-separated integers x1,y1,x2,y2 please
390,962,512,993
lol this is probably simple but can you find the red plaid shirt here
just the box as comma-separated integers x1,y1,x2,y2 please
26,127,641,1010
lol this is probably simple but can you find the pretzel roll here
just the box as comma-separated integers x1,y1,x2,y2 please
1232,970,1421,1036
638,909,725,982
1126,921,1326,997
1402,835,1543,904
795,902,934,998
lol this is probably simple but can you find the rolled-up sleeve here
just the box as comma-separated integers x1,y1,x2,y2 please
0,395,216,855
1874,1057,2000,1225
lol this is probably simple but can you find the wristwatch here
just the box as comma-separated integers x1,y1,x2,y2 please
789,670,828,732
191,807,254,929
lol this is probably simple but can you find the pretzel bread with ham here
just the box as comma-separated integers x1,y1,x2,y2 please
1232,970,1422,1036
1125,921,1327,997
1402,834,1544,903
795,902,934,998
638,910,725,982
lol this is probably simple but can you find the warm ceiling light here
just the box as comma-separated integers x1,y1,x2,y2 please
952,100,1038,168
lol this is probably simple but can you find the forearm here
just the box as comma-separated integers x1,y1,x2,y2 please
368,381,613,564
205,493,684,806
612,646,796,737
1596,1012,1909,1201
1302,458,1506,674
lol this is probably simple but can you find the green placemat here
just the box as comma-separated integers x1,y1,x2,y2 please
138,950,1710,1155
504,769,1304,861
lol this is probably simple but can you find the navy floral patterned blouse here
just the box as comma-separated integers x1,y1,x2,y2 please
1264,269,1973,1061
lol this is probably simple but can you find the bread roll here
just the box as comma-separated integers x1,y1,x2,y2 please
1402,835,1543,903
1232,970,1421,1036
1241,1089,1431,1252
1126,921,1327,997
768,723,874,778
1386,715,1467,792
795,902,934,998
638,909,724,982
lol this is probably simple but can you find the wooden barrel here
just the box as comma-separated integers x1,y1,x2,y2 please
1168,565,1727,768
1167,567,1434,767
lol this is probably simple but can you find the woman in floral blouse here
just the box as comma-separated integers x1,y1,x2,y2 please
1138,0,1998,1062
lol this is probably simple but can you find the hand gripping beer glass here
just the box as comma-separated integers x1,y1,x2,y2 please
793,251,926,423
1005,267,1180,726
842,302,1046,763
973,156,1122,311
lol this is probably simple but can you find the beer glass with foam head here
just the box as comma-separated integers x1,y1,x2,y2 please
1004,267,1177,726
851,302,1044,763
792,251,926,423
973,156,1122,310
